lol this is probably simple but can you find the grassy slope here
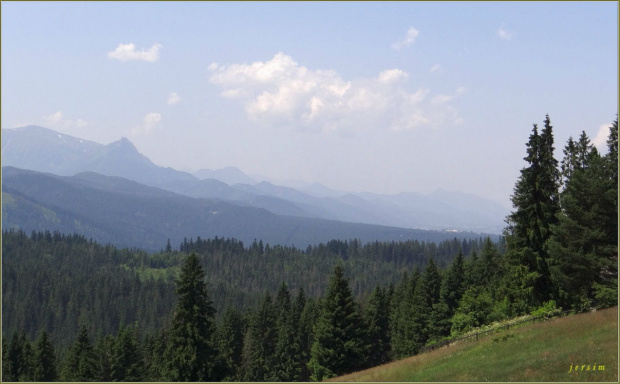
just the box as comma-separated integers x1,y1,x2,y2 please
332,307,618,382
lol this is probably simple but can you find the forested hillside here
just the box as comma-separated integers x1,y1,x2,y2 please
1,115,617,382
2,229,491,346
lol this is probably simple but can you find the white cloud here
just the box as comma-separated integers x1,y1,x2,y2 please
43,111,88,130
108,43,162,62
392,27,420,50
130,112,162,136
208,52,465,133
592,123,612,153
167,92,181,105
430,64,442,73
497,26,515,41
377,69,409,84
431,87,465,105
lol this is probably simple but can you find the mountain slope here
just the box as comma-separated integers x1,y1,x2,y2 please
332,307,618,382
2,167,486,251
2,125,509,233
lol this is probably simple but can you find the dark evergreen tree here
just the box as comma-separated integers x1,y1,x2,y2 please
242,292,277,381
33,330,57,382
62,326,97,382
5,331,34,382
271,283,302,381
216,307,246,381
363,286,391,366
549,126,618,309
504,115,560,310
297,294,318,382
165,252,217,381
389,268,424,359
111,324,144,381
94,333,115,382
440,250,465,313
479,238,502,289
308,265,368,381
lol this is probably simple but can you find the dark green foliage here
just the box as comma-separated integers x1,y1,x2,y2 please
5,331,34,382
242,292,277,381
363,286,392,366
111,324,144,381
548,126,618,309
165,252,217,381
94,334,115,382
215,307,246,381
440,250,466,313
271,283,303,381
505,116,561,309
308,265,369,381
32,331,57,382
62,326,97,382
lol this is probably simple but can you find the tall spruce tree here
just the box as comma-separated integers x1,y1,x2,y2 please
389,268,424,359
165,252,217,381
111,324,144,381
243,292,277,381
62,326,98,382
505,115,560,310
6,331,34,382
216,307,246,381
308,265,368,381
33,330,57,382
363,286,392,367
549,124,618,309
271,283,302,381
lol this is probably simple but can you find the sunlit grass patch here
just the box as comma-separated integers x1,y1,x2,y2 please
332,307,618,382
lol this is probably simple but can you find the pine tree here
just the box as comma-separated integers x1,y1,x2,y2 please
363,286,391,366
216,307,246,381
549,125,618,309
33,330,57,382
389,268,424,359
431,251,466,340
165,252,217,381
243,292,277,381
297,292,317,382
111,324,144,381
308,265,368,381
94,333,115,382
6,331,34,382
271,283,302,381
62,326,97,382
440,250,465,313
505,115,560,310
479,238,502,289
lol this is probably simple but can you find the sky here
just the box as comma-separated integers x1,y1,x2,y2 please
2,1,618,207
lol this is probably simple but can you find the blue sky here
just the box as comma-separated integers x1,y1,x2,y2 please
2,1,617,207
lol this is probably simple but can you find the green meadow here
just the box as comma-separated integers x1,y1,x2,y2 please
332,307,618,382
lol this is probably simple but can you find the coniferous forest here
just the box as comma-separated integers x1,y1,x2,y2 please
1,115,617,381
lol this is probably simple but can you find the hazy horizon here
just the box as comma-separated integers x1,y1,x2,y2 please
2,2,617,208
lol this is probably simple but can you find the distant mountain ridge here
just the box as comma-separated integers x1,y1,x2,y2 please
1,125,509,233
2,167,493,251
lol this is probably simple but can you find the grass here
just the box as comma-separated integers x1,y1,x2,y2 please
331,307,618,382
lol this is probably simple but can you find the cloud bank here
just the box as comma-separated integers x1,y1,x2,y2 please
208,52,464,133
108,43,162,62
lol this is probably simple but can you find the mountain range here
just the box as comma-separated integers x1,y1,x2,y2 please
1,125,509,248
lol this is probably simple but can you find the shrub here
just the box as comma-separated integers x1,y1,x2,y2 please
530,300,562,319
